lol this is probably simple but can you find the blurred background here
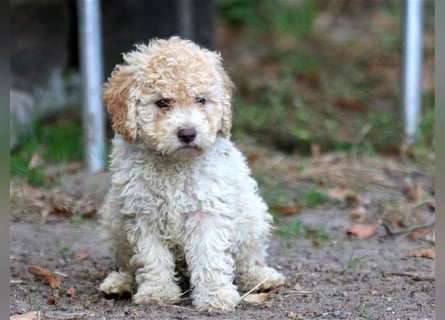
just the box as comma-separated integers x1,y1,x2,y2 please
10,0,434,184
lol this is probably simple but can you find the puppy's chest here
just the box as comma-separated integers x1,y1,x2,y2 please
140,162,234,221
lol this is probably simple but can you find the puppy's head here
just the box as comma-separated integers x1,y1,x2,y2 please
103,36,233,157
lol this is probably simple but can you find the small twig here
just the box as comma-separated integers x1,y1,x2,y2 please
382,201,435,236
10,279,24,284
54,270,69,277
174,288,191,301
385,272,435,282
383,219,435,236
290,290,312,295
351,123,372,162
240,272,276,300
166,304,195,312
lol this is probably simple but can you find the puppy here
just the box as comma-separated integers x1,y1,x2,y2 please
98,36,284,313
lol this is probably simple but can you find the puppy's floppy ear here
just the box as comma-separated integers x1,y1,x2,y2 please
102,64,139,143
215,57,234,138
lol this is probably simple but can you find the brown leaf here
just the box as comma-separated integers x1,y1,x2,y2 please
407,227,434,241
241,286,283,305
287,311,302,319
74,250,89,262
328,187,360,205
66,287,76,298
273,204,302,216
310,143,321,158
10,311,42,320
408,248,435,260
47,295,57,305
27,265,61,289
404,177,424,201
332,96,365,113
247,153,259,165
295,71,320,88
242,292,271,304
66,161,84,174
350,207,367,222
344,224,378,238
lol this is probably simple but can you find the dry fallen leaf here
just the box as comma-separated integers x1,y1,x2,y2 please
407,227,435,241
344,224,378,238
287,311,300,319
408,248,435,260
242,286,283,306
350,206,367,222
310,143,321,158
273,204,302,216
10,311,42,320
328,187,360,206
242,292,271,304
74,250,89,262
47,295,57,305
66,287,76,297
404,177,424,201
27,265,61,289
332,96,365,113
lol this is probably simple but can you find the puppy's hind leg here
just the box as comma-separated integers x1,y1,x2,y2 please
98,197,135,296
99,235,135,296
234,210,285,292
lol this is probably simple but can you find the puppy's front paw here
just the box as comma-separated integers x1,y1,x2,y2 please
133,282,182,305
99,271,134,296
259,268,285,291
192,285,240,313
236,267,285,292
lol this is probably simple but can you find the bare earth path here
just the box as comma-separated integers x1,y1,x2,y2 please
10,151,435,319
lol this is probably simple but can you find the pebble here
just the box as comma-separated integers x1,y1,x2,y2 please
333,310,342,317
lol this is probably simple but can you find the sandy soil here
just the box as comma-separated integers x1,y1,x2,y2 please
10,151,435,320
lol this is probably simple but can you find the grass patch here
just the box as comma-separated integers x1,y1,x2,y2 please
219,0,434,155
277,216,329,246
71,214,86,227
342,251,367,274
296,186,329,208
10,113,83,187
55,245,75,261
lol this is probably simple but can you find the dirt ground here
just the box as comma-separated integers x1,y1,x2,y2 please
10,149,435,320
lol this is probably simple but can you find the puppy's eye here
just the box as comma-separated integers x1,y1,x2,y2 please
155,99,170,108
195,97,206,105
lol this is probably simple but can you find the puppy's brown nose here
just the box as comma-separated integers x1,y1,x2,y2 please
177,128,197,143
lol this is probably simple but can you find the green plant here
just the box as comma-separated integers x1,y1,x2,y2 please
71,214,85,227
55,246,75,261
277,216,329,246
10,113,84,186
28,297,39,311
297,186,328,208
418,92,435,149
342,252,367,274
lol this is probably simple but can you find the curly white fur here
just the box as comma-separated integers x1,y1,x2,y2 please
98,37,285,313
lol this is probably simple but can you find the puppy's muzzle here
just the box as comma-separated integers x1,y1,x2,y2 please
177,128,197,144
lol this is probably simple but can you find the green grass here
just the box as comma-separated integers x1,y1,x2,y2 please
71,213,86,227
10,114,84,186
219,0,434,156
218,0,318,37
55,245,75,261
277,216,329,246
296,186,329,208
342,251,367,274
